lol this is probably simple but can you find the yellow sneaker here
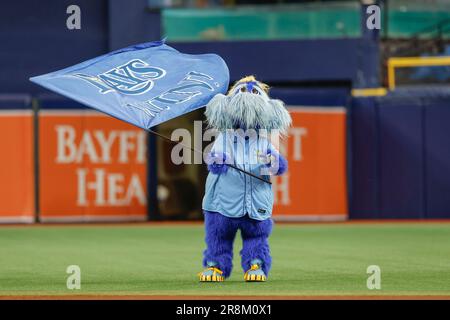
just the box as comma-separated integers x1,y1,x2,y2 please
244,262,266,282
198,266,224,282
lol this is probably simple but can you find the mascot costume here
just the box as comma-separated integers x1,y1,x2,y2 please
198,76,292,282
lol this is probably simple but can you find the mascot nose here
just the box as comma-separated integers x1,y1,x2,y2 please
245,81,256,93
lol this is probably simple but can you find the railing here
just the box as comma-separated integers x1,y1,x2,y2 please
381,17,450,87
387,56,450,89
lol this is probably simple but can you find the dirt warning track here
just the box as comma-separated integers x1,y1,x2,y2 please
1,295,450,300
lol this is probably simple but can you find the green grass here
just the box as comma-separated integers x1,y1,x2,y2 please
0,223,449,296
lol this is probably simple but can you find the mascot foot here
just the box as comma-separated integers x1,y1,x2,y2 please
244,259,267,282
198,264,224,282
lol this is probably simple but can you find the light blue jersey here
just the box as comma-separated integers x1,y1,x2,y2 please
202,131,275,221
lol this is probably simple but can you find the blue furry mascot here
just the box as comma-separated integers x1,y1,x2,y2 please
198,76,292,282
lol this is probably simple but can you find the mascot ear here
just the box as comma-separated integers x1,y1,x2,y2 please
205,94,232,131
269,99,292,136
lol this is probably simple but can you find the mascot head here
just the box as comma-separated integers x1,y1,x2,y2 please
205,76,292,136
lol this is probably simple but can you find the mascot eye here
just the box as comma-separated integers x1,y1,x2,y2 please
251,88,259,95
240,87,247,92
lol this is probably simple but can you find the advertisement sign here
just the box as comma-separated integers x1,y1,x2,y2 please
39,110,148,222
272,107,348,221
0,109,35,223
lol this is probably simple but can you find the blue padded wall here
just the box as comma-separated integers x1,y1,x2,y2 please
0,0,108,94
349,97,379,218
425,99,450,218
351,88,450,219
377,98,425,218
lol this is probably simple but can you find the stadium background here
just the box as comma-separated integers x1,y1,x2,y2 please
1,0,450,298
1,0,449,223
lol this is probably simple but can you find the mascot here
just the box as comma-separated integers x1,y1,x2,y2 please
198,76,292,282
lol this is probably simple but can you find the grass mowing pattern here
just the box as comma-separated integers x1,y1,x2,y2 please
0,223,449,296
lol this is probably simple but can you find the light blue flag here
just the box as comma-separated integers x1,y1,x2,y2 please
30,40,229,129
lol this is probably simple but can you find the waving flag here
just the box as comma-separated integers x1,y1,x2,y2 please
30,40,229,129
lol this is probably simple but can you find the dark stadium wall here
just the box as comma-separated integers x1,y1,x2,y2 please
0,0,380,93
0,0,109,94
108,0,161,51
349,96,380,219
350,89,450,219
270,88,350,221
35,96,148,222
169,39,379,88
4,1,450,220
378,98,425,219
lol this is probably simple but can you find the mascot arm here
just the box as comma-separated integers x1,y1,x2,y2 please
265,149,288,175
205,152,229,175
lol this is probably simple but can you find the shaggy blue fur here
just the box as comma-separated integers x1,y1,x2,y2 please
205,93,292,136
205,152,229,174
277,153,288,175
266,149,288,175
203,210,273,278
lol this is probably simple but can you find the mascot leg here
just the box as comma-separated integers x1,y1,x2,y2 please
199,210,238,281
240,217,273,281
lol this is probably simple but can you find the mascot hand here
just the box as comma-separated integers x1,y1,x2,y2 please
264,149,288,175
205,152,229,175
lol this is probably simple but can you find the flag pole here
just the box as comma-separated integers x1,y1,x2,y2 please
147,129,272,185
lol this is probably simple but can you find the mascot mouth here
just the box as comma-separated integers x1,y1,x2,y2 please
228,92,271,130
205,91,292,135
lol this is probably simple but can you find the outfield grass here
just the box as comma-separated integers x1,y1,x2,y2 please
0,222,449,296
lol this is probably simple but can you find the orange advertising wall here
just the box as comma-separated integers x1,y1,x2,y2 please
272,107,348,221
39,110,148,222
0,109,35,223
